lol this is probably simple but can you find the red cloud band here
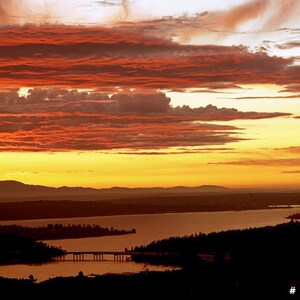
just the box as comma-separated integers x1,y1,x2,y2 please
0,89,290,152
0,25,298,91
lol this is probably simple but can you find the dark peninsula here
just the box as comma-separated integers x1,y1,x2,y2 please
0,224,136,240
0,234,65,265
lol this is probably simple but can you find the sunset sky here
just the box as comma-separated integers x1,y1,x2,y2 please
0,0,300,188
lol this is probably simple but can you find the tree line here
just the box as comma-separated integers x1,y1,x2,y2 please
0,224,136,240
0,234,65,265
131,221,300,268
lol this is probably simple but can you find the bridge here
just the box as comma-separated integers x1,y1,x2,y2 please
56,251,215,263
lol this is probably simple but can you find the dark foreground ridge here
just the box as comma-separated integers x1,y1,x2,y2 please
1,222,300,298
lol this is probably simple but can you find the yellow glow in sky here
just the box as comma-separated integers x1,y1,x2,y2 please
1,115,300,190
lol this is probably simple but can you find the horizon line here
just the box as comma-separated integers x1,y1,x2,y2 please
1,180,300,191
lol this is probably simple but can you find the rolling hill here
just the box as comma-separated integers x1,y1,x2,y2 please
0,180,230,202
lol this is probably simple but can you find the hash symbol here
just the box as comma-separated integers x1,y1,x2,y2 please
290,286,296,295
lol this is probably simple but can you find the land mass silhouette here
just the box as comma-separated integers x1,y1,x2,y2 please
1,192,300,221
1,180,299,203
0,224,136,240
1,181,300,221
0,180,232,202
0,234,64,265
1,222,300,299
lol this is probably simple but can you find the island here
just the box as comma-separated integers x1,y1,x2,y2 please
0,224,136,240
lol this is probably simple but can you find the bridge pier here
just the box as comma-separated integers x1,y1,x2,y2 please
93,253,104,261
73,253,85,261
114,254,125,262
64,251,178,262
55,255,66,261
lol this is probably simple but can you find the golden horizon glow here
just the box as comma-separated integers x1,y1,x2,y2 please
0,1,300,189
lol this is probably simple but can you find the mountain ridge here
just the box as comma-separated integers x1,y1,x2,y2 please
0,180,230,202
1,180,299,203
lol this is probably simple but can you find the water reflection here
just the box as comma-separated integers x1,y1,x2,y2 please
0,208,297,281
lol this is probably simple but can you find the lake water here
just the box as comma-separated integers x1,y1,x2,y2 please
0,208,297,281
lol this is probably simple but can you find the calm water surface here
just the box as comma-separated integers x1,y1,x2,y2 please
0,208,297,281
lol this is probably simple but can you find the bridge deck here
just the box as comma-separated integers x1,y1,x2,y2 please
56,251,215,262
65,251,178,256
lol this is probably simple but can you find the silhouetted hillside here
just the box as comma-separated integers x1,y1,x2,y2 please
0,180,232,202
2,180,300,204
0,180,98,200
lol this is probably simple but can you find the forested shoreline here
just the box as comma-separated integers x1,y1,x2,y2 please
131,221,300,267
0,235,65,265
1,223,300,298
0,224,136,240
1,192,300,221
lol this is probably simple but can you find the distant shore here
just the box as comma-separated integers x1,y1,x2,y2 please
0,224,136,240
0,205,280,222
1,195,300,221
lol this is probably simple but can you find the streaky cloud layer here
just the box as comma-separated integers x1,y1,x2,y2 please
0,25,299,92
0,89,290,152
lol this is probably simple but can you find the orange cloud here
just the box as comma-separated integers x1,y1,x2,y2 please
280,84,300,93
0,112,243,152
221,0,269,30
0,25,298,91
0,89,290,119
116,0,300,44
276,41,300,50
217,0,298,31
224,94,300,100
210,158,300,167
0,89,290,152
121,0,129,19
275,146,300,154
0,0,20,25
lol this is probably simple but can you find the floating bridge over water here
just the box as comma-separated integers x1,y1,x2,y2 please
56,251,215,263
